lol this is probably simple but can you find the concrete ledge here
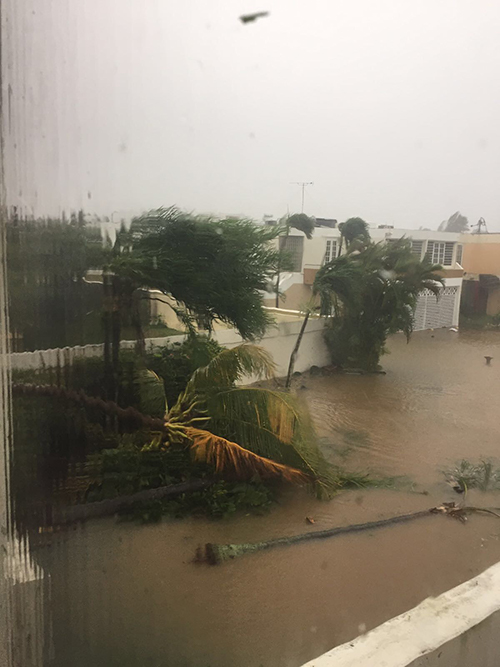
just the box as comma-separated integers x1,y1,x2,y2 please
301,560,500,667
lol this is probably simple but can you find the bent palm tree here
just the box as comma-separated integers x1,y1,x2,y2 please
338,217,370,254
315,238,444,370
138,343,339,498
287,213,315,239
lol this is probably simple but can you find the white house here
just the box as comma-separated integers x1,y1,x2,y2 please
264,224,465,331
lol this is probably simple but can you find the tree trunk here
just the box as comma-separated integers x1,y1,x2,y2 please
203,508,435,564
131,288,146,359
102,270,113,399
275,265,280,308
275,233,288,308
202,504,499,564
110,274,122,403
285,311,310,388
52,478,216,525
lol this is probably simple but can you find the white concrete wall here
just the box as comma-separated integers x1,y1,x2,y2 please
10,318,330,377
447,276,463,327
215,317,330,376
301,560,500,667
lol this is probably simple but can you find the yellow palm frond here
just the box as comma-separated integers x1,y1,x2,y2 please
186,426,309,485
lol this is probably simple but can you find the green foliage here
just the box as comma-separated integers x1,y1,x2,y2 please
445,459,500,492
13,334,223,411
315,238,443,370
202,387,339,497
287,213,315,239
338,217,370,249
6,216,105,350
162,480,273,520
185,342,275,394
123,481,273,522
110,207,282,339
85,443,207,501
85,442,273,520
148,335,224,407
173,344,340,497
135,369,168,418
134,343,341,497
438,211,469,233
459,312,500,330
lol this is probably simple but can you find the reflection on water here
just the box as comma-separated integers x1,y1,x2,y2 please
18,330,500,665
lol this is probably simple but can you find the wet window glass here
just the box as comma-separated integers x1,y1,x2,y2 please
2,3,500,667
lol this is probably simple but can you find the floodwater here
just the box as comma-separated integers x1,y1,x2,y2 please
33,330,500,666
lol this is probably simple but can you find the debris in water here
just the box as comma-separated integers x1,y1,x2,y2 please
306,516,315,524
430,502,467,523
449,327,458,332
485,356,493,365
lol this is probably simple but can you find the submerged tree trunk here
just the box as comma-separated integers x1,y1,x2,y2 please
285,311,310,388
203,509,433,564
201,503,498,565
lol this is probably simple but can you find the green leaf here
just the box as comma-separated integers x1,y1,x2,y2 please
135,369,167,418
184,343,276,395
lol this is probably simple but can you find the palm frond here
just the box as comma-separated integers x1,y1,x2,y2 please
185,343,276,394
205,387,339,497
186,426,308,484
135,368,167,418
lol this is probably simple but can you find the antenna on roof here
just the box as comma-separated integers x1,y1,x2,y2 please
290,182,313,213
472,217,489,234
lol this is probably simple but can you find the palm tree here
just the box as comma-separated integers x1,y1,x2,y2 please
287,213,315,239
338,217,370,254
274,213,314,307
138,343,339,498
314,238,443,371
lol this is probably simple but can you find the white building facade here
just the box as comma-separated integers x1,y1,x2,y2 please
265,225,464,331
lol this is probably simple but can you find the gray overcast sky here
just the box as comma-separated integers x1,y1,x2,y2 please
5,0,500,229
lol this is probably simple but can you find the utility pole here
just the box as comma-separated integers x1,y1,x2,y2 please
291,182,313,213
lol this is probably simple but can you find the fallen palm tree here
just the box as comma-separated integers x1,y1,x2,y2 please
200,503,500,565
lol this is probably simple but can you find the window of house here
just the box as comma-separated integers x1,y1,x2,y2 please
325,239,337,263
426,241,454,266
456,244,463,265
444,242,454,265
279,235,304,272
411,240,424,258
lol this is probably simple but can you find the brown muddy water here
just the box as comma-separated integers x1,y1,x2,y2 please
35,330,500,667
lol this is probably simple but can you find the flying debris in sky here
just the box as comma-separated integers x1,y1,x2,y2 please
239,11,269,24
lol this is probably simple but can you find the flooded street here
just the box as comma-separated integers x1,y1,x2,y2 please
38,330,500,667
307,329,500,485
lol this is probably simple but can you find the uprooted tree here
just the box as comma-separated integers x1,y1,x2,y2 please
87,343,342,502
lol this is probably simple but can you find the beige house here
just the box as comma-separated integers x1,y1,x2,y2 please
264,226,465,331
460,233,500,316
